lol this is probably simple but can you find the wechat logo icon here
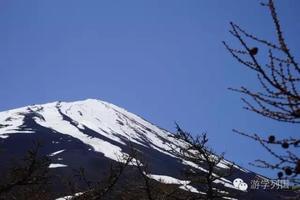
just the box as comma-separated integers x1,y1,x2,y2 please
233,178,248,191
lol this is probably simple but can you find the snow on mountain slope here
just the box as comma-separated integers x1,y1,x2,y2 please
1,99,295,199
0,99,235,170
1,99,180,161
0,99,247,195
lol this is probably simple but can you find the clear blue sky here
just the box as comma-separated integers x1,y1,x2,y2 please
0,0,299,178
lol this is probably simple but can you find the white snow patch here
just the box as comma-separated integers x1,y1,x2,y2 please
49,149,65,156
147,174,189,185
49,163,68,168
222,197,238,200
147,174,201,194
179,185,205,194
55,192,83,200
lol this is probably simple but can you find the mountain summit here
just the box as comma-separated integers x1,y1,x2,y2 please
0,99,292,199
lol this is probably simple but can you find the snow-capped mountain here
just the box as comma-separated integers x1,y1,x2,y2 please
0,99,292,199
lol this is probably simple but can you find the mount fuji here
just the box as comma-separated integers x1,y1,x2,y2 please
0,99,293,199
